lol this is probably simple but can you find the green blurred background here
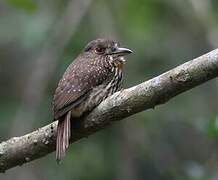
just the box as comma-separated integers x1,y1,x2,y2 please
0,0,218,179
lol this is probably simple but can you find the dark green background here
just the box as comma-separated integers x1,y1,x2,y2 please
0,0,218,179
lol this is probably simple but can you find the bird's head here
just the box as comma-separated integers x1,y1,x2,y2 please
83,38,132,63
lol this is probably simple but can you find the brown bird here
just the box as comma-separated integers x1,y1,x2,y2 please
52,38,132,162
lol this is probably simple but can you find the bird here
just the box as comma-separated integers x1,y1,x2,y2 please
52,38,132,162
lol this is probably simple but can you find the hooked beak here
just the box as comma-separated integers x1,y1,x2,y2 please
109,47,133,56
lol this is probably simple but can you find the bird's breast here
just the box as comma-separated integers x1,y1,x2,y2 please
81,66,123,112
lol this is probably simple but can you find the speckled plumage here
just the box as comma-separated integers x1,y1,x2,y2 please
52,38,132,161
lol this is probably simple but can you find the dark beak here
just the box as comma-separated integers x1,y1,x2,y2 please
110,47,133,56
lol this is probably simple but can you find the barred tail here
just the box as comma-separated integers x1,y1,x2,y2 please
56,111,71,162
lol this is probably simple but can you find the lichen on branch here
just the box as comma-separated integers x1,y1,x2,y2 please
0,49,218,173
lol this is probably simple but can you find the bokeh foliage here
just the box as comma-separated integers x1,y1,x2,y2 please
0,0,218,179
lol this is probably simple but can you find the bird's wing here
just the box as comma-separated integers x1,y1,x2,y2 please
53,58,111,119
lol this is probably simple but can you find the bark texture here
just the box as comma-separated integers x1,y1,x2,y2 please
0,49,218,172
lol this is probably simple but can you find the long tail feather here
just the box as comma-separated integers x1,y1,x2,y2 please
56,111,71,162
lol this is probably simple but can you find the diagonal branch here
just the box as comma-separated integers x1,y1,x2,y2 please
0,49,218,173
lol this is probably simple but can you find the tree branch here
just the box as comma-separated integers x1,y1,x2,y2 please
0,49,218,172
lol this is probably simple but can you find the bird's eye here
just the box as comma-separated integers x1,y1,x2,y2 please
111,46,117,52
95,47,105,54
